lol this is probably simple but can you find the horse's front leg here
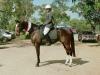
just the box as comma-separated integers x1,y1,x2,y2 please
62,43,73,67
35,43,40,67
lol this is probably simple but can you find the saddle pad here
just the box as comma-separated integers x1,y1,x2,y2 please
49,29,57,40
39,29,57,40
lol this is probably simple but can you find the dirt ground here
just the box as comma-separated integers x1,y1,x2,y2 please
0,39,100,75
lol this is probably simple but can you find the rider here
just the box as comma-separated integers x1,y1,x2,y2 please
43,4,54,45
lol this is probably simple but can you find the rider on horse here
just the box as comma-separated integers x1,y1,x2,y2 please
43,4,55,45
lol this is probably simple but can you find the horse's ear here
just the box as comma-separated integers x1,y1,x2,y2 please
15,20,20,23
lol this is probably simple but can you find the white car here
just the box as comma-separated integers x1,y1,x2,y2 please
3,32,12,40
78,31,97,42
0,29,12,43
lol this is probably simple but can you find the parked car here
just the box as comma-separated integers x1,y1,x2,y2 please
0,29,15,43
78,31,97,42
5,31,16,39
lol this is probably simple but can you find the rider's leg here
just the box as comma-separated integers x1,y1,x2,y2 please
43,26,50,35
45,34,52,43
43,26,52,45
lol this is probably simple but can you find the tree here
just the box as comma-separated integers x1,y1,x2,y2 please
52,0,70,23
0,0,35,30
68,19,91,31
13,0,35,20
70,0,100,32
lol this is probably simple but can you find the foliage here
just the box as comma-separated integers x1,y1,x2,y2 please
0,0,99,32
68,19,91,31
0,0,34,31
70,0,100,31
13,0,34,20
37,0,70,24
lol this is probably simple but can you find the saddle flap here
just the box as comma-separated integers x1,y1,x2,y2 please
49,29,57,40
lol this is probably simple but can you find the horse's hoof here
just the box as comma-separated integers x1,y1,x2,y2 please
69,65,72,67
65,63,68,65
65,61,69,65
35,64,39,67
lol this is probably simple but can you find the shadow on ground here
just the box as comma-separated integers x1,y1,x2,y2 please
0,64,3,67
88,44,100,47
0,42,13,45
40,58,89,67
0,47,9,49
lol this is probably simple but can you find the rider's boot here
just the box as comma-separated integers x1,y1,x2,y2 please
45,34,52,46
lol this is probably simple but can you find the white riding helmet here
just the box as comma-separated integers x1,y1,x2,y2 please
45,4,51,9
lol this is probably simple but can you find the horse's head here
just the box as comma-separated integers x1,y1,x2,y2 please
15,20,26,35
15,20,39,35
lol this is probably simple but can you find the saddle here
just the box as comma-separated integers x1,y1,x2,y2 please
39,23,69,44
38,25,57,44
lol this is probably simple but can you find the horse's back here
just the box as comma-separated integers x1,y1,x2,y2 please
57,28,72,39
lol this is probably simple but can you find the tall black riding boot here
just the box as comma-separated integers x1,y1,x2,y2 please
45,34,52,46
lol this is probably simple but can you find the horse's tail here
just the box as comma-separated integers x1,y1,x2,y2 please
71,31,76,57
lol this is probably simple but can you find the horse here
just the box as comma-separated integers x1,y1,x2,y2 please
16,20,76,67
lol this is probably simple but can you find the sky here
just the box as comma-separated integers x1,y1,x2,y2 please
33,0,53,5
33,0,81,20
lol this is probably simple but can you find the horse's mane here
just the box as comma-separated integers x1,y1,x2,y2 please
31,23,39,27
20,21,45,30
31,23,45,29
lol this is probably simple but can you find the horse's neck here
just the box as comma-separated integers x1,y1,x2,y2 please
23,22,28,30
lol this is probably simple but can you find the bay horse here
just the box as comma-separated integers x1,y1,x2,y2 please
16,20,76,67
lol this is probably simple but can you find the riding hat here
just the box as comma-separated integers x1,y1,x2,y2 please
45,4,51,9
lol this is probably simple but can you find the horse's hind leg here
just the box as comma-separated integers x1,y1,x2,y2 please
65,54,69,65
65,54,72,66
35,43,40,67
63,43,72,66
63,44,69,64
68,53,72,66
66,53,72,67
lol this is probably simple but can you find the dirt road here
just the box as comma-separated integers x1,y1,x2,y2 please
0,40,100,75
